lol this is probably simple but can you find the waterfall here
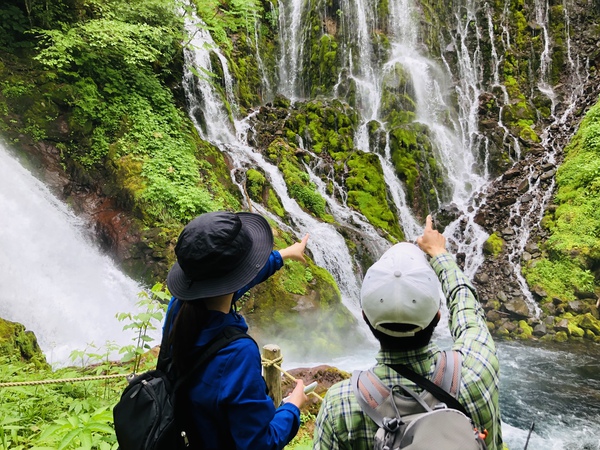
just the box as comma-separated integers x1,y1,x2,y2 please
486,1,522,162
277,0,306,100
275,0,493,256
0,142,150,366
534,0,558,110
432,0,493,277
182,11,384,312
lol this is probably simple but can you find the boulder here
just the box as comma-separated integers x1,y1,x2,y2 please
533,322,547,336
502,296,531,319
0,318,49,368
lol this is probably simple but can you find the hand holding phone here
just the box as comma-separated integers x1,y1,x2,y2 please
282,380,318,405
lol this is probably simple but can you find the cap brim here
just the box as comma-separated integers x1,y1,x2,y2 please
167,213,273,300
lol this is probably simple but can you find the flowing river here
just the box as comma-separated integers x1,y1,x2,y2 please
1,142,599,449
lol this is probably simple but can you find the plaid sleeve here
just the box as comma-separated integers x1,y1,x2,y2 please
312,394,336,450
313,379,375,450
430,252,503,450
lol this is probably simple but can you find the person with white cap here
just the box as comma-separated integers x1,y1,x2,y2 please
162,210,310,449
312,215,503,450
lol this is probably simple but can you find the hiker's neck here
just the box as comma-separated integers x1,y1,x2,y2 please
204,293,235,313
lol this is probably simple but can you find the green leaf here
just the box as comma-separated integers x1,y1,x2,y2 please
85,423,114,434
79,429,93,449
58,428,81,450
37,424,62,441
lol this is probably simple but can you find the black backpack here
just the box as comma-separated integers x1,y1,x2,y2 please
352,351,488,450
113,323,251,450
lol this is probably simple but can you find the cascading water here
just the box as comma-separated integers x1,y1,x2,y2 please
276,0,492,256
0,142,150,366
182,11,382,314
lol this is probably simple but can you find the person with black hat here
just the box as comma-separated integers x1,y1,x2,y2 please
164,211,310,449
312,215,503,450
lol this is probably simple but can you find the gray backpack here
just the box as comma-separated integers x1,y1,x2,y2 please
351,351,487,450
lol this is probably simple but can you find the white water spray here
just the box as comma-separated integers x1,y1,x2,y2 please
0,143,150,366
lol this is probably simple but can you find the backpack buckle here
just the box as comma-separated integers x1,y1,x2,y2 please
382,416,401,432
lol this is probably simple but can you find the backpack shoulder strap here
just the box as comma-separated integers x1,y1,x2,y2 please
352,368,436,428
431,350,462,397
388,351,470,418
174,326,253,393
351,369,390,427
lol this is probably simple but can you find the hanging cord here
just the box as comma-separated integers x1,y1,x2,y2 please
523,422,535,450
261,355,322,402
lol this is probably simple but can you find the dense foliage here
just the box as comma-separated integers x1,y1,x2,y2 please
0,0,244,229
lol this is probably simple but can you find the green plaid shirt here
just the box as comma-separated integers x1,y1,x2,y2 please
313,252,503,450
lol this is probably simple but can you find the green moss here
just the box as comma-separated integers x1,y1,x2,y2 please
567,322,585,338
246,168,266,201
523,258,594,302
516,119,540,143
282,260,310,295
266,137,331,220
516,320,533,339
387,122,448,216
524,100,600,307
346,152,404,239
0,318,49,368
266,189,286,217
554,331,569,342
483,232,504,257
572,313,600,336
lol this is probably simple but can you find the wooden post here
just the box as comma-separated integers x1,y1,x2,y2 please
262,344,282,406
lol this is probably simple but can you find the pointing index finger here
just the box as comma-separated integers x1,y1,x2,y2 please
425,214,433,230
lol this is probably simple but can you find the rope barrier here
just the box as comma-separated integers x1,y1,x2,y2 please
1,355,322,401
0,373,128,388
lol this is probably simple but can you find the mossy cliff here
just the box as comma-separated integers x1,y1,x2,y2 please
0,0,353,357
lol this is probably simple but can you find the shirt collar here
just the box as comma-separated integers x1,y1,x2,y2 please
375,342,439,366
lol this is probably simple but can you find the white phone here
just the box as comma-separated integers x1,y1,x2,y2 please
304,381,318,394
282,381,319,404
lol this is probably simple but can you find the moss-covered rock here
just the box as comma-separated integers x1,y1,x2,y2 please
516,320,534,339
0,318,49,368
483,232,504,257
239,233,365,359
572,313,600,336
388,123,449,217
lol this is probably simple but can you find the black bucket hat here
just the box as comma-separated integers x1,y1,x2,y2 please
166,211,273,300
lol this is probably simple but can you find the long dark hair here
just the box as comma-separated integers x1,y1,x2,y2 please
168,300,210,373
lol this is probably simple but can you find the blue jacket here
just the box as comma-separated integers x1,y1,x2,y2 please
164,251,301,449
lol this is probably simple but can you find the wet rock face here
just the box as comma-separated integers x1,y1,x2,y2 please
466,71,600,341
13,139,166,284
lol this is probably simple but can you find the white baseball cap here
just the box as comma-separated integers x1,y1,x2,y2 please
361,242,442,337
